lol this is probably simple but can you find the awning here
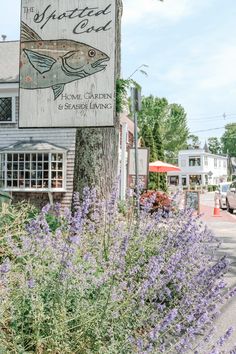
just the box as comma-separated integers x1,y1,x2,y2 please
149,160,181,173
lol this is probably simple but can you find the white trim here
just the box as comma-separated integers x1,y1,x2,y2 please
0,83,19,90
3,188,67,193
0,151,67,193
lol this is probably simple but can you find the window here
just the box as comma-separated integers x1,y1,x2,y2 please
169,176,179,186
189,157,201,167
214,158,217,168
0,95,16,123
204,156,208,166
223,160,227,168
219,160,221,168
0,152,66,191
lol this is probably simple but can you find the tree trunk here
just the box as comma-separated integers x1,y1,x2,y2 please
73,1,123,199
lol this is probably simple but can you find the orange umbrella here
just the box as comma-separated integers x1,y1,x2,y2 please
149,160,181,173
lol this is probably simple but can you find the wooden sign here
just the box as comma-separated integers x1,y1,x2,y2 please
19,0,116,128
185,191,200,214
128,148,149,190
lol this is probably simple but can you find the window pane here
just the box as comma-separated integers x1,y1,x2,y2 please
25,154,30,161
7,154,12,161
58,154,63,161
38,163,43,170
32,154,36,162
44,154,49,161
52,162,57,171
25,180,30,188
58,163,63,171
0,97,12,122
51,154,57,162
13,162,18,170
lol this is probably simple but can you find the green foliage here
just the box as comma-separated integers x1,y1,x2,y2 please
0,191,233,353
207,185,218,192
140,123,157,162
187,134,201,149
208,137,222,155
138,96,189,162
116,78,141,114
0,202,38,259
221,123,236,157
116,79,130,113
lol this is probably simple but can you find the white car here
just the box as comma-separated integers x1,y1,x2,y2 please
215,182,231,209
226,181,236,214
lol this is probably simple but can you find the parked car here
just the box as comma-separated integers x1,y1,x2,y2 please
226,181,236,213
215,182,231,209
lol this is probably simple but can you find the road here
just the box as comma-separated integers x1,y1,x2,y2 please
199,192,236,352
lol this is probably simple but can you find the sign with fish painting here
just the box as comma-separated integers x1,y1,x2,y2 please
19,0,116,128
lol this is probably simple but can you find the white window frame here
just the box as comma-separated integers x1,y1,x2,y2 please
0,151,67,192
189,156,201,167
0,93,16,124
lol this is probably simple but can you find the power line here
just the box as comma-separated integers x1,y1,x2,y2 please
188,113,236,119
189,116,236,122
190,127,225,134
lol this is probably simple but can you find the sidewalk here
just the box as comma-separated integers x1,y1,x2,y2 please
199,191,236,223
199,192,236,352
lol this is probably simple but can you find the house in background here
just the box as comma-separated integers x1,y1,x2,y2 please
167,148,228,188
0,40,134,207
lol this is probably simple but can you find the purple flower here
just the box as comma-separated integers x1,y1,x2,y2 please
27,278,35,289
0,258,11,274
217,327,234,347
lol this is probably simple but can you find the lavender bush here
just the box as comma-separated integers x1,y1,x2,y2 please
0,188,235,353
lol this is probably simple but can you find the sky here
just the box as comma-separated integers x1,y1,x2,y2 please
1,0,236,144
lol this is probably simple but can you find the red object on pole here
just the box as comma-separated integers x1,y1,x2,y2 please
213,197,221,217
149,160,181,173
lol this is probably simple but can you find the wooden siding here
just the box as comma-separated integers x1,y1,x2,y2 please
0,89,76,207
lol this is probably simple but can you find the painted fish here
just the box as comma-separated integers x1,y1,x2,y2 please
20,22,110,100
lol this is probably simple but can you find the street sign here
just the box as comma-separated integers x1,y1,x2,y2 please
128,148,149,190
185,191,200,214
19,0,116,128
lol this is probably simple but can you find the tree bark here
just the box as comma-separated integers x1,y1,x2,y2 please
73,1,123,199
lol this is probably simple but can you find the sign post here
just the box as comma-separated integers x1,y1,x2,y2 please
19,0,116,128
120,122,128,200
131,87,142,215
128,148,149,190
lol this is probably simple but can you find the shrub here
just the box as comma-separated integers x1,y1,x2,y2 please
140,190,171,213
0,188,235,353
0,201,38,260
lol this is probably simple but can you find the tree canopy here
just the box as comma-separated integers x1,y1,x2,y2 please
208,137,222,155
138,96,189,163
221,123,236,157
